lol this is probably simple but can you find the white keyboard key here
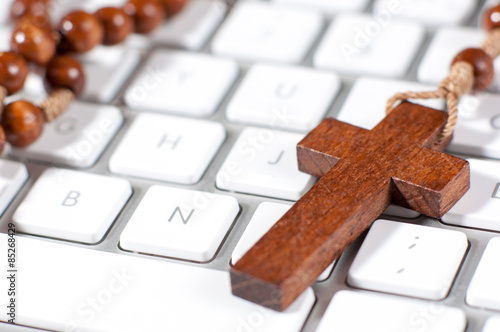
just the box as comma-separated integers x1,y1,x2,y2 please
109,113,225,184
272,0,369,14
467,238,500,311
0,0,14,26
447,93,500,159
443,159,500,231
373,0,475,27
80,47,141,103
211,2,323,64
0,234,315,331
232,202,334,281
10,102,123,168
151,0,226,50
483,316,500,332
124,51,238,117
348,219,468,300
418,27,500,92
0,26,12,51
317,290,466,332
13,168,132,244
216,127,315,200
314,14,424,78
0,160,28,215
120,185,239,262
227,64,340,132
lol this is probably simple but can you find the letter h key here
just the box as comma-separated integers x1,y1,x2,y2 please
230,102,470,311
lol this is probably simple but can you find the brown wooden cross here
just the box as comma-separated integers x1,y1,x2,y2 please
230,102,470,311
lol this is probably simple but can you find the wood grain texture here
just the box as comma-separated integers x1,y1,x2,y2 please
230,102,470,311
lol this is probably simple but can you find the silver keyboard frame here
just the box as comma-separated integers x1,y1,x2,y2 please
1,0,498,331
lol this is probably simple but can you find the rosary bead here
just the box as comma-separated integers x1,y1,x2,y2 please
483,5,500,31
95,7,134,46
452,48,494,91
10,17,56,65
45,55,85,96
123,0,166,34
1,100,44,147
10,0,49,21
158,0,189,17
58,11,104,53
0,52,29,95
0,126,6,155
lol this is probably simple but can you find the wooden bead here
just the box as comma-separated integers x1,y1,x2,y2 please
58,10,104,53
123,0,166,34
10,17,56,65
0,126,6,155
1,100,44,147
158,0,189,17
10,0,49,21
95,7,134,46
452,48,494,91
0,52,29,95
483,5,500,30
45,55,85,96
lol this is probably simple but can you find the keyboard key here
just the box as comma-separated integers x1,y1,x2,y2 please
0,234,315,331
0,27,11,51
216,127,316,200
314,14,424,78
316,290,467,332
0,160,28,216
467,238,500,311
226,64,340,132
373,0,476,27
232,202,334,281
124,51,238,117
443,159,500,231
418,27,500,91
13,168,132,244
483,316,500,332
120,185,239,262
109,113,225,184
151,0,227,50
211,2,323,64
10,102,123,168
0,0,14,26
272,0,369,14
348,219,468,300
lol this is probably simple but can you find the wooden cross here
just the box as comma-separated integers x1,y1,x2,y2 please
230,102,470,311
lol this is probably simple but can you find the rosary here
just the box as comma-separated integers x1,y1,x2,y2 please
0,0,188,151
231,5,500,311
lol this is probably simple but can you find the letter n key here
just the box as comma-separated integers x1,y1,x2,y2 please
230,102,470,311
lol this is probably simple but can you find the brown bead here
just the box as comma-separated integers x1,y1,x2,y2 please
58,10,104,53
10,17,56,66
95,7,134,45
483,5,500,30
0,126,6,155
1,100,44,147
0,52,29,95
452,48,494,91
10,0,49,21
45,55,85,96
158,0,189,17
123,0,166,34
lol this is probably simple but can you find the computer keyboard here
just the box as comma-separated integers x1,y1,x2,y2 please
0,0,499,331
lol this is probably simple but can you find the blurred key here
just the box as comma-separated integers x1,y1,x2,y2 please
212,2,323,64
272,0,369,14
10,102,123,168
13,168,132,244
226,64,340,132
317,291,466,332
373,0,475,27
483,316,500,332
124,51,238,116
314,14,424,78
109,113,225,184
0,160,28,216
467,238,500,311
